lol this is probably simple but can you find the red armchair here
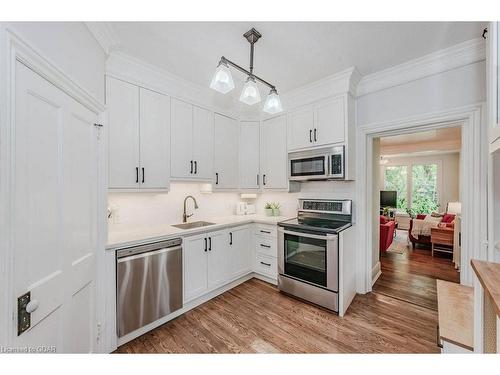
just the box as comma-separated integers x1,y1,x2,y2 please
380,216,396,252
408,214,455,249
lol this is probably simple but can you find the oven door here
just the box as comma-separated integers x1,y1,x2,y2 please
278,227,338,292
289,155,328,181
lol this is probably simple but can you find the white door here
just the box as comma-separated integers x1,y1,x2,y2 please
13,62,99,352
287,106,314,151
314,96,345,146
207,230,230,289
139,88,170,189
106,76,140,189
192,105,214,180
261,115,288,190
228,226,252,279
183,233,208,303
239,121,260,189
171,98,194,179
214,114,239,189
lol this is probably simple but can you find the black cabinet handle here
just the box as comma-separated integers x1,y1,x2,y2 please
260,230,271,234
142,167,145,183
257,174,259,186
309,129,313,142
208,237,212,251
314,128,317,142
190,160,193,174
136,167,139,183
194,160,197,174
229,232,233,245
204,238,207,252
215,173,219,185
260,261,271,267
263,174,266,186
260,244,271,248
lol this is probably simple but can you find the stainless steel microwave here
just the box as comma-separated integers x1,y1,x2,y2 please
289,146,345,181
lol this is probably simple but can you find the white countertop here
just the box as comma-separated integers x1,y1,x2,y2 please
107,214,292,250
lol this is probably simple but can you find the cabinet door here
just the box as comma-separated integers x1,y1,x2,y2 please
239,121,260,189
139,88,170,189
287,106,314,151
171,98,194,179
214,114,239,189
261,115,288,189
183,233,208,303
192,106,214,180
207,230,230,289
314,96,345,146
228,226,252,279
107,77,140,189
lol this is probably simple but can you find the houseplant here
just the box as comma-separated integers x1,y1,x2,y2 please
271,202,281,216
264,202,273,216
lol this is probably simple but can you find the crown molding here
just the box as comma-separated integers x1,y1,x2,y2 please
357,37,486,97
85,22,121,55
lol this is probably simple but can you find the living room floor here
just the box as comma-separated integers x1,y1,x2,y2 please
373,229,460,310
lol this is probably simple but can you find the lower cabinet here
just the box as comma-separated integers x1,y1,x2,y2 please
183,232,209,303
252,223,278,280
228,225,252,279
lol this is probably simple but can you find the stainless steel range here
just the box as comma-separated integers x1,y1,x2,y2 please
277,199,352,312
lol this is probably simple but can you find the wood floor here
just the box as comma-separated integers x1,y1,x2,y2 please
373,229,460,310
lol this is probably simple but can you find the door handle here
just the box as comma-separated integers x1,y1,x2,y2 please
136,167,139,183
314,128,317,142
208,237,212,251
260,261,271,267
190,160,193,174
204,237,207,252
194,161,197,174
309,129,313,142
142,167,145,183
229,232,233,245
215,173,219,185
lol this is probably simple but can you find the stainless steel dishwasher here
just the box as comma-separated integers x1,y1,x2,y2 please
116,238,182,337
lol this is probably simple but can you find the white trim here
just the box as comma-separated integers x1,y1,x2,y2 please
0,26,105,350
371,261,381,286
356,103,488,294
85,22,121,55
357,38,486,97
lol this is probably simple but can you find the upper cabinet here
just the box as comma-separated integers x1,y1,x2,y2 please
107,76,170,190
239,121,261,190
213,114,239,189
261,115,288,189
488,22,500,154
287,96,346,151
171,98,214,180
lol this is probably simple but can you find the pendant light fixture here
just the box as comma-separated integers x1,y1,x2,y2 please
210,28,283,113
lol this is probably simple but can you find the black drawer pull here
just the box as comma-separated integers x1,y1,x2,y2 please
194,160,197,174
309,129,312,142
260,261,271,267
260,244,271,248
260,230,271,234
142,167,145,183
190,160,193,174
204,238,207,252
135,167,139,183
229,232,233,245
208,236,212,251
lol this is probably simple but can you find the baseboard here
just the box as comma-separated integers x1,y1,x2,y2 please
371,261,382,286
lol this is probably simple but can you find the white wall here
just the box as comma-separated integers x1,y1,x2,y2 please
379,152,461,210
5,22,106,104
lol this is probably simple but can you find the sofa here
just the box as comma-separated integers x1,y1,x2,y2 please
380,216,396,252
408,213,455,249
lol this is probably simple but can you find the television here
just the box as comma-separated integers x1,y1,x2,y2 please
380,190,397,208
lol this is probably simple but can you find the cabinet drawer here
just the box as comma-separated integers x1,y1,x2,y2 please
254,224,277,238
254,235,277,257
254,253,277,279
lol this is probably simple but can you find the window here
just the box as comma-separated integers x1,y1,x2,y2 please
383,162,439,214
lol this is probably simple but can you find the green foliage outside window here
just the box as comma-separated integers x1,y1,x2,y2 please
384,166,407,210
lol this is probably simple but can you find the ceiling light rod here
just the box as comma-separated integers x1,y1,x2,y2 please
219,56,276,91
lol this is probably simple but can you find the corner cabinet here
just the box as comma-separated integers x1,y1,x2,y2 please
107,76,170,190
488,22,500,153
261,115,288,189
171,98,214,180
213,114,239,189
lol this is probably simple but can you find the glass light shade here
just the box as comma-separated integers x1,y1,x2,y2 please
263,90,283,114
209,62,234,94
239,77,261,105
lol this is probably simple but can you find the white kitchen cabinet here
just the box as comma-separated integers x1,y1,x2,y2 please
171,98,214,180
207,229,231,288
239,121,261,190
107,76,170,190
183,233,209,303
287,106,315,151
214,113,239,189
261,115,288,190
228,226,252,279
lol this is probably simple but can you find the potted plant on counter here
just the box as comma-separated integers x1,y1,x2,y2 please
264,202,274,216
271,202,281,216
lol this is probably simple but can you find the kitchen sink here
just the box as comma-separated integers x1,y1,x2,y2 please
171,221,216,230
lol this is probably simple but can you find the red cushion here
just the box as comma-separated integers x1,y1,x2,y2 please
380,215,388,224
442,214,455,223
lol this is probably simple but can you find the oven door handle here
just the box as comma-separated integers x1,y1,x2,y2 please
278,227,337,240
